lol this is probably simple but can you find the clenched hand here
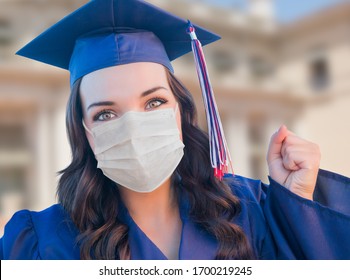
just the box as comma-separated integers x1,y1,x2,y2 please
267,125,321,200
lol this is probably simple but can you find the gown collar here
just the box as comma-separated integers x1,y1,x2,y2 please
117,186,218,260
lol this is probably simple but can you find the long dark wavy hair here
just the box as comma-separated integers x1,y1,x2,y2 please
57,70,255,260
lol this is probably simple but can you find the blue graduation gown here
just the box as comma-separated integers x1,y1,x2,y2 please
1,169,350,259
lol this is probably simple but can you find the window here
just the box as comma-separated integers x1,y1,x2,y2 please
0,18,12,45
212,50,237,73
0,124,27,149
249,55,274,81
0,123,30,229
309,57,330,91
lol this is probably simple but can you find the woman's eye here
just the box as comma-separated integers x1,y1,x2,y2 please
94,111,117,121
146,99,166,110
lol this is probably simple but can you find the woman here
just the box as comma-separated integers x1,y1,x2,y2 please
1,0,350,260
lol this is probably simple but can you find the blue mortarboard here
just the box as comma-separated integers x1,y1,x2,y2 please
16,0,220,87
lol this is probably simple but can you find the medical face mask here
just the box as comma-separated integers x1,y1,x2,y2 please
83,104,185,193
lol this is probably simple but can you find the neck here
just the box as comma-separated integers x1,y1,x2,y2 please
118,178,177,223
119,177,182,260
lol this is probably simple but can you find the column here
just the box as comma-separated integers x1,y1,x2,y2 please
53,96,71,193
35,105,54,210
223,113,251,178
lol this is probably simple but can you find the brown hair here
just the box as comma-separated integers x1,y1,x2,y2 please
57,70,255,259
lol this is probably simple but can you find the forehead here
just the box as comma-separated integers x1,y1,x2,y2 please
80,62,169,102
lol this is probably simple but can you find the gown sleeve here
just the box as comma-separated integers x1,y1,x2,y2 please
0,234,3,259
260,169,350,259
0,210,40,260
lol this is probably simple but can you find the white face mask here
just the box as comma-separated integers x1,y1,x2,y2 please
83,104,185,193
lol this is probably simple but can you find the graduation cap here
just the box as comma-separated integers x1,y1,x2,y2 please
17,0,233,179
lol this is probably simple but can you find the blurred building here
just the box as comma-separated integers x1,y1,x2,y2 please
1,0,350,235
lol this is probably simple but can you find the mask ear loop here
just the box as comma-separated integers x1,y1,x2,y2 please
82,119,93,135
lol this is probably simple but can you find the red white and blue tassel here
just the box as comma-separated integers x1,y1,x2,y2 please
186,21,233,180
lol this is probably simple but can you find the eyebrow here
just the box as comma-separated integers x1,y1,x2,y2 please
87,86,168,111
141,86,168,97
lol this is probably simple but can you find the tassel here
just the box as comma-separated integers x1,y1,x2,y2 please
186,21,234,180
